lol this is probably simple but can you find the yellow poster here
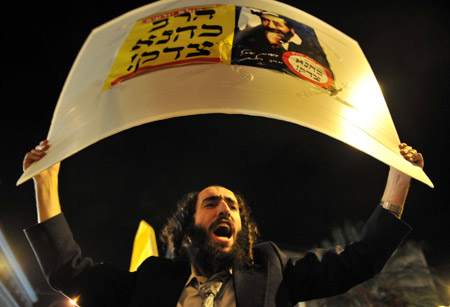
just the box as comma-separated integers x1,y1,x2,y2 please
103,5,235,90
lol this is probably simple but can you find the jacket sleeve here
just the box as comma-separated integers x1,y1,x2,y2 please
24,213,136,307
280,206,412,303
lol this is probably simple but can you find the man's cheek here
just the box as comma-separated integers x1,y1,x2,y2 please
266,32,281,44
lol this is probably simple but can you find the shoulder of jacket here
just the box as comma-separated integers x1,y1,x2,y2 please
137,256,189,273
253,241,285,260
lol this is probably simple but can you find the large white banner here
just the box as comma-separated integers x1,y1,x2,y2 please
17,0,433,187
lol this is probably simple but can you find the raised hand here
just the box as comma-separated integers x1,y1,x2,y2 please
23,140,60,180
398,143,424,169
23,140,61,222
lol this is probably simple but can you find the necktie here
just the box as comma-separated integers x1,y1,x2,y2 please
194,271,230,307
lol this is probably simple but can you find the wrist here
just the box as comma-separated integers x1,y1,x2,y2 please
388,167,412,183
33,171,59,185
380,201,403,219
382,168,411,205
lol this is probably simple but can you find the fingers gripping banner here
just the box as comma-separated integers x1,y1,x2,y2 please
18,0,433,187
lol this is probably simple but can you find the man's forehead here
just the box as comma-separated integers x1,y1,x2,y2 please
198,186,237,201
261,14,285,23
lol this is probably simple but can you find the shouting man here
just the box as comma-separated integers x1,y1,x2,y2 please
23,140,422,306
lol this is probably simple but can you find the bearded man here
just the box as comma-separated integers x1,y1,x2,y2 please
23,140,422,306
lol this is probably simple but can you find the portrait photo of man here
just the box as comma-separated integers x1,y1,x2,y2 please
232,7,334,89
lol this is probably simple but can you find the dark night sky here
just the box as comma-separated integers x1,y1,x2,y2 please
1,0,449,305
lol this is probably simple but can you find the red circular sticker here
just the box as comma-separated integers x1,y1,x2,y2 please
282,52,334,88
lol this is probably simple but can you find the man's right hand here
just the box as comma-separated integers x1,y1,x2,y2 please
24,140,62,222
23,140,61,181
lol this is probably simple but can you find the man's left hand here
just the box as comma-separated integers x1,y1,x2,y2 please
399,143,424,169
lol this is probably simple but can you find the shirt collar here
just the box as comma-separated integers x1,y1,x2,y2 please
282,33,302,50
185,266,233,287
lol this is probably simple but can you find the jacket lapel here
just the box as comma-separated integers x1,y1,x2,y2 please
233,263,268,307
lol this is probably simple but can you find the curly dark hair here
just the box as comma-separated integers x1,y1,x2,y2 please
160,187,259,267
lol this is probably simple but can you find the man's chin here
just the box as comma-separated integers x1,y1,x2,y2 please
185,224,248,276
210,238,234,254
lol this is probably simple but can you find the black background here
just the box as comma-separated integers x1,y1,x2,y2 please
1,1,449,305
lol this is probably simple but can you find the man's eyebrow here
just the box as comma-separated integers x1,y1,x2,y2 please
202,195,237,204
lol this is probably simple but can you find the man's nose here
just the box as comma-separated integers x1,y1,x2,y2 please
267,20,275,29
217,200,231,216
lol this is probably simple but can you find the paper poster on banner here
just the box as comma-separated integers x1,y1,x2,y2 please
103,5,334,91
232,7,335,90
17,0,433,188
103,5,235,90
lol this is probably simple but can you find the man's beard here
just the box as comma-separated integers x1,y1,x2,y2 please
184,222,249,277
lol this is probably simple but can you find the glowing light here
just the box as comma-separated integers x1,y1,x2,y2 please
69,297,79,306
338,71,397,152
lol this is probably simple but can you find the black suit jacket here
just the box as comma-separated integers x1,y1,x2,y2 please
25,206,410,306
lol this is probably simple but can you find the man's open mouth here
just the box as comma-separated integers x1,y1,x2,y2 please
213,224,232,239
211,219,233,240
